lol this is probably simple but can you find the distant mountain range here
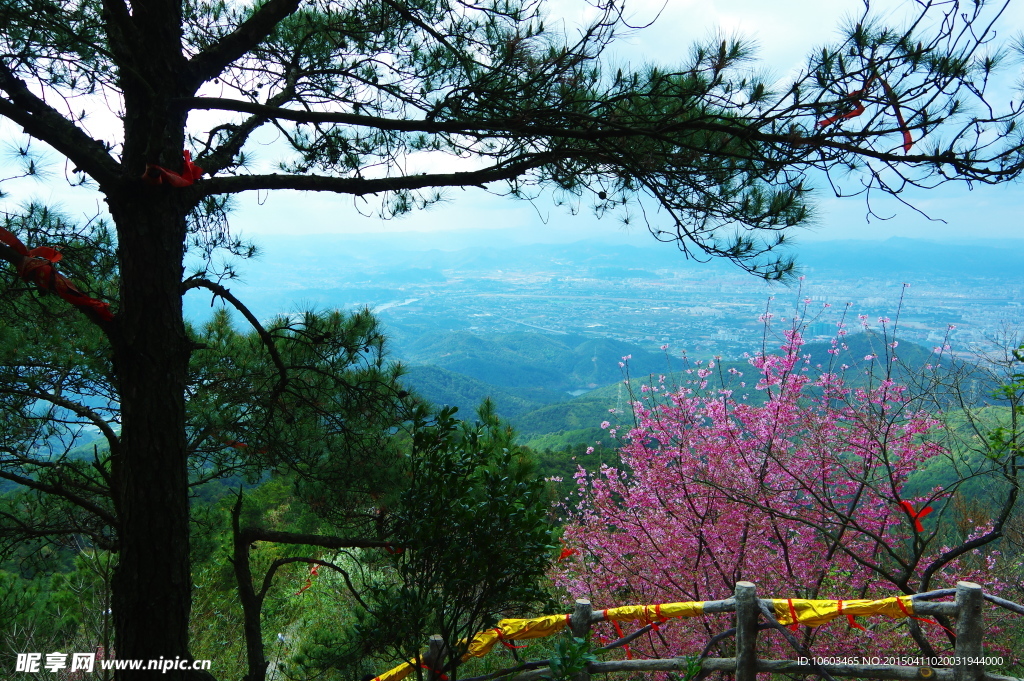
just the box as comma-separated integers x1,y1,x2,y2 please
396,329,1003,449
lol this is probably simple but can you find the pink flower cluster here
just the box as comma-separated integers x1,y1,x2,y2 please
553,331,1000,658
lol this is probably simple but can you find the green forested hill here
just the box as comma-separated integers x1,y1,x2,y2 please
495,332,1002,450
393,330,673,392
400,365,562,419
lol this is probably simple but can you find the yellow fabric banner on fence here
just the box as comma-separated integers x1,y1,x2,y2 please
373,658,417,681
602,601,705,623
772,595,916,628
463,613,571,660
372,593,924,680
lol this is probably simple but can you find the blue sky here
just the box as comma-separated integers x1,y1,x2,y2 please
2,0,1022,248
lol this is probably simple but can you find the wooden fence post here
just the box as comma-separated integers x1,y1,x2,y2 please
734,582,758,681
953,581,984,681
423,634,448,681
570,598,593,681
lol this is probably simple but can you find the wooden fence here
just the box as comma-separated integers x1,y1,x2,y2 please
413,581,1022,681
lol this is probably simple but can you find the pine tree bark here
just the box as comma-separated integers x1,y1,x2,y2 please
107,193,195,679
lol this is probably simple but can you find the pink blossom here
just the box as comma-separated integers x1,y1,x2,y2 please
553,330,1001,658
600,421,610,429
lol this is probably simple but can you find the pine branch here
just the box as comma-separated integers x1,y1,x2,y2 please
197,154,556,197
185,0,303,89
0,62,120,185
0,469,118,529
239,527,400,550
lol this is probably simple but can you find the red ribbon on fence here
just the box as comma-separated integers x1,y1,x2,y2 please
142,150,204,187
419,664,448,680
0,227,114,321
898,500,933,533
837,600,865,631
896,597,956,637
644,603,666,630
786,598,800,631
493,628,528,650
611,620,632,659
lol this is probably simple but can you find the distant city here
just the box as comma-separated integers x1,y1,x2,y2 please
188,234,1024,363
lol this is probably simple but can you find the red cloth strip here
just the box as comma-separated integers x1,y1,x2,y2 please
494,628,527,650
294,563,320,595
0,228,113,321
896,598,956,637
818,101,866,127
898,500,933,533
787,598,800,631
557,547,579,562
611,620,632,659
837,600,866,631
419,664,448,680
817,78,874,128
879,79,913,152
142,150,204,187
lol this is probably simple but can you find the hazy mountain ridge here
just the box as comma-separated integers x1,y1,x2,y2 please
398,330,1002,448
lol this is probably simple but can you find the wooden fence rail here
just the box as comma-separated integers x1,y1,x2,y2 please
417,581,1022,681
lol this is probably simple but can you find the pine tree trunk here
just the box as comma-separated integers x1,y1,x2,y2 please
104,0,203,674
108,195,195,680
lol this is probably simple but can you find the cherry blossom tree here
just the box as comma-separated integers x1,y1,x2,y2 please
554,329,1018,657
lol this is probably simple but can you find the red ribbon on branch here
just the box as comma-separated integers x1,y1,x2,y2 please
878,79,913,152
817,78,872,128
898,500,933,533
0,227,114,321
557,547,579,562
817,75,913,151
142,150,204,187
295,563,320,595
214,432,268,454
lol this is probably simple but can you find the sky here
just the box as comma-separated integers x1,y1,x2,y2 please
2,0,1023,249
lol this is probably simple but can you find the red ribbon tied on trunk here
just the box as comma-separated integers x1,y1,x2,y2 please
0,227,114,321
142,150,204,187
898,500,933,533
